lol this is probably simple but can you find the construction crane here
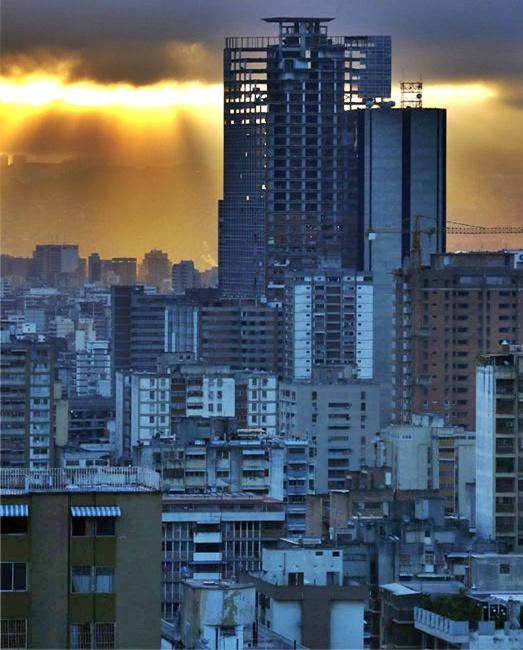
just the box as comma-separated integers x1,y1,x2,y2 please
367,217,523,266
446,220,523,235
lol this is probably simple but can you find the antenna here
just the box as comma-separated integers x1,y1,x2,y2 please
400,81,423,109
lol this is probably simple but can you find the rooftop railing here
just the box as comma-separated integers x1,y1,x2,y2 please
0,467,160,494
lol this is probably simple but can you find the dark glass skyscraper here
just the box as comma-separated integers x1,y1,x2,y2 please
218,17,391,299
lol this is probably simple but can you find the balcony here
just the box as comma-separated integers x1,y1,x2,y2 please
413,608,469,645
192,552,223,563
0,467,160,494
194,532,222,544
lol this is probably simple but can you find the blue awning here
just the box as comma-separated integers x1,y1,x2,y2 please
70,506,121,517
0,504,29,517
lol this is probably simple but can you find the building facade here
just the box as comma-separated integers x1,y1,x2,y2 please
219,17,391,299
0,467,161,649
476,348,523,552
393,252,523,430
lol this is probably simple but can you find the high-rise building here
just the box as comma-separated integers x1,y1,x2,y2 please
87,252,102,283
143,249,171,290
0,340,65,469
279,369,381,492
393,252,523,430
110,258,137,285
32,244,80,286
172,260,201,295
348,107,447,423
218,17,391,299
199,300,282,373
0,467,161,649
283,269,373,380
476,347,523,552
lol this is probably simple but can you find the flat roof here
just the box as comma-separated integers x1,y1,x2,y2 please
263,17,334,23
381,583,418,596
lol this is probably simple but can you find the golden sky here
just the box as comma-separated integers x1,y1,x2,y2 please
1,0,523,265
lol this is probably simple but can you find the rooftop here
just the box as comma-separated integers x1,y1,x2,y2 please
263,17,334,23
0,467,160,494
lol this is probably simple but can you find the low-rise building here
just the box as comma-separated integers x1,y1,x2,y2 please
0,467,161,649
250,543,367,650
161,493,285,619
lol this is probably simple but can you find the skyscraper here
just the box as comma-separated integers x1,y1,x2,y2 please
218,17,391,299
348,107,447,422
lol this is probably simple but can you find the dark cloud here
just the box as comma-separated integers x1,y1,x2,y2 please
2,0,522,85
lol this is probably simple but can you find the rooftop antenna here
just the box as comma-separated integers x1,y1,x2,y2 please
401,80,423,109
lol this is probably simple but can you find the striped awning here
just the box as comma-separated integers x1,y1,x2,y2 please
0,504,29,517
70,506,121,517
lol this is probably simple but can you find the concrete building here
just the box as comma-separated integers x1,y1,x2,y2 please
393,251,523,430
0,340,66,469
250,543,367,649
161,493,285,618
383,414,476,517
283,269,374,381
32,244,81,286
279,369,381,491
115,371,171,457
142,248,171,291
87,253,102,284
110,258,137,285
74,340,111,398
199,300,283,374
134,433,314,536
476,348,523,552
172,260,201,295
219,17,391,299
348,107,447,423
180,579,255,650
0,467,161,649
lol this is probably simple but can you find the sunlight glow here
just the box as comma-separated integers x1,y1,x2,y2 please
0,74,223,112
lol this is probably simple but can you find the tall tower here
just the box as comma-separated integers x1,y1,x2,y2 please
218,18,391,299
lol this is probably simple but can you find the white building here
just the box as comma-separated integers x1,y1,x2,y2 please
180,579,255,650
284,270,374,381
383,413,476,517
279,370,381,492
74,340,111,398
476,349,523,552
115,371,171,456
252,544,366,650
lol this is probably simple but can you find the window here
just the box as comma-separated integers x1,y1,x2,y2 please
288,572,304,586
95,518,115,537
0,517,27,535
1,563,26,592
1,620,27,649
71,567,91,593
72,567,114,593
71,623,115,649
95,568,114,593
499,563,511,574
72,517,88,537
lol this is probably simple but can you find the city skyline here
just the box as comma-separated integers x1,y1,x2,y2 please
1,0,523,264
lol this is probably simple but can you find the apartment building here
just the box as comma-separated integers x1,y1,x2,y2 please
74,340,111,398
279,369,381,492
476,348,523,552
0,339,66,469
115,371,171,457
0,467,161,649
199,300,283,373
383,414,476,517
393,251,523,430
134,433,314,536
161,493,285,618
283,269,373,381
250,543,367,650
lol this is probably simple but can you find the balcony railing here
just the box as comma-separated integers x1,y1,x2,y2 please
414,607,469,644
0,467,160,493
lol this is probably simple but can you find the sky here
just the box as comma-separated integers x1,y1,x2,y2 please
1,0,523,266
